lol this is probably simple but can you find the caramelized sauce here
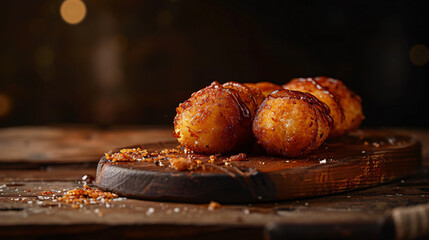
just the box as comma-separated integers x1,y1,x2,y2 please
269,89,333,128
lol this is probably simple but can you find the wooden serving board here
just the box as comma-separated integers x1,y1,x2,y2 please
95,130,421,203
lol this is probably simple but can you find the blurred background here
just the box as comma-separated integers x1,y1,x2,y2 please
0,0,428,127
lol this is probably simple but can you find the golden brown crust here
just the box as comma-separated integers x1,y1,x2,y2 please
269,90,333,126
174,81,253,154
252,89,332,157
245,82,283,97
283,76,364,137
222,81,265,119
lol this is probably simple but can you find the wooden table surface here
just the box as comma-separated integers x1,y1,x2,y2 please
1,126,428,240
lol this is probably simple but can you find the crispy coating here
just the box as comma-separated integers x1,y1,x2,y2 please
283,76,364,137
174,82,253,154
169,156,197,171
222,81,265,119
252,89,333,157
245,82,283,97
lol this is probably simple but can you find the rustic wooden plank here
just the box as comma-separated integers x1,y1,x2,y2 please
95,130,421,203
1,169,428,223
0,126,174,165
0,126,428,239
0,126,427,165
0,167,428,239
0,225,264,240
0,168,95,181
386,128,429,166
265,220,388,240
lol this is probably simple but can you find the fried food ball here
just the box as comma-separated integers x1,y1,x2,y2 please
244,82,283,97
222,81,265,119
283,76,364,137
252,89,333,157
174,82,253,154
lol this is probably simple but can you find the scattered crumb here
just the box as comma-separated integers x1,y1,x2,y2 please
169,157,197,171
183,147,193,154
146,207,155,216
208,155,216,163
105,147,207,171
225,153,247,162
319,159,327,164
81,175,95,184
56,185,119,208
208,201,221,211
105,148,149,162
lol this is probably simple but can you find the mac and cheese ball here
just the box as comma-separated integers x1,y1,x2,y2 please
252,89,333,157
174,82,253,154
283,77,364,137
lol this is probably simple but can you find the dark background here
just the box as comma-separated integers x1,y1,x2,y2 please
0,0,428,127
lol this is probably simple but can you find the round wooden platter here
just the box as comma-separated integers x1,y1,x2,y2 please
95,130,421,203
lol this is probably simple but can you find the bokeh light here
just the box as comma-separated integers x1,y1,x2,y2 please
0,93,12,117
409,44,429,66
60,0,87,25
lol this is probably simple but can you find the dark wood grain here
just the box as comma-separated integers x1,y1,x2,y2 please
2,169,429,240
0,126,175,167
1,126,428,240
95,130,421,203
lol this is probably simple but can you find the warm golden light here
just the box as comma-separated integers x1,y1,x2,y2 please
0,93,12,117
409,44,429,66
60,0,87,25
